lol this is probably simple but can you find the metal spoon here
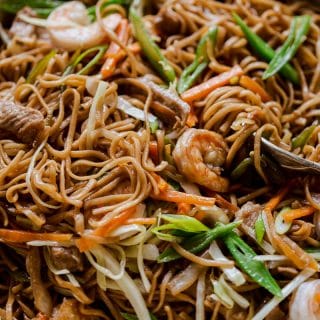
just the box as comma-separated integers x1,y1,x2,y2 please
260,137,320,175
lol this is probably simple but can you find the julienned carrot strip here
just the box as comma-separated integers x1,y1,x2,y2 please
239,75,271,102
151,189,216,206
186,108,198,127
125,217,156,225
282,206,315,223
149,141,159,164
101,19,129,78
93,206,137,237
177,202,191,214
265,208,318,270
0,229,72,243
265,185,291,211
263,185,318,271
181,65,244,103
76,206,137,252
150,172,170,192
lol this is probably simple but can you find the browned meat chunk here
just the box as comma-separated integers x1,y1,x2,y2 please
0,101,45,144
49,246,83,272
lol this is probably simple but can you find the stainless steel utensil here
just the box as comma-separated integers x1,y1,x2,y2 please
260,137,320,175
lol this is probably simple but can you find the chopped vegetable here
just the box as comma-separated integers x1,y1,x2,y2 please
282,205,315,223
0,229,72,243
263,15,311,80
292,125,316,149
254,213,265,244
151,189,216,206
129,8,176,83
87,0,131,21
76,206,137,252
231,157,253,180
181,65,244,103
0,0,63,17
63,46,107,76
233,12,299,84
252,268,315,320
263,187,318,271
101,19,129,78
275,207,292,235
239,75,271,102
118,96,158,123
149,120,159,134
223,231,282,297
177,26,218,94
157,221,241,263
27,50,56,83
160,214,209,232
148,141,159,163
209,241,246,286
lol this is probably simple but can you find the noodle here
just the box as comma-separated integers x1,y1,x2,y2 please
0,0,320,319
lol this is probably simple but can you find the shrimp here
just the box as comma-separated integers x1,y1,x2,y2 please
173,128,229,192
289,280,320,320
47,1,122,51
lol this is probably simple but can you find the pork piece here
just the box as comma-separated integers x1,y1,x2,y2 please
49,246,83,272
236,201,262,228
0,101,45,144
139,76,190,125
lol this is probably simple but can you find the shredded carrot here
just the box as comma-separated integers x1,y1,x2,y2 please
93,206,137,238
0,229,72,243
282,206,316,223
186,107,198,127
101,19,129,78
125,217,156,225
265,184,291,211
128,42,141,54
239,75,271,102
149,141,159,164
151,189,215,206
194,210,207,221
181,65,244,103
76,206,137,252
150,172,170,192
177,202,192,214
314,292,320,304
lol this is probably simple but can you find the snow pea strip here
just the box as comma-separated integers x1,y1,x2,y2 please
177,26,218,93
292,125,316,149
27,49,56,83
129,8,176,83
157,221,241,263
232,12,299,84
255,213,265,244
63,45,107,76
230,157,253,180
0,0,63,17
263,15,311,79
223,231,282,297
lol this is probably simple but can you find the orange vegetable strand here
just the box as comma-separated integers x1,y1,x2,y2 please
181,65,244,103
101,19,129,78
282,205,315,223
239,75,271,102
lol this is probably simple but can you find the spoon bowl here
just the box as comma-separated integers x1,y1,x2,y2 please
260,137,320,175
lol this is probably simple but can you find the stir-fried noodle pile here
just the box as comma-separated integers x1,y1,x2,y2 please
1,0,320,319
